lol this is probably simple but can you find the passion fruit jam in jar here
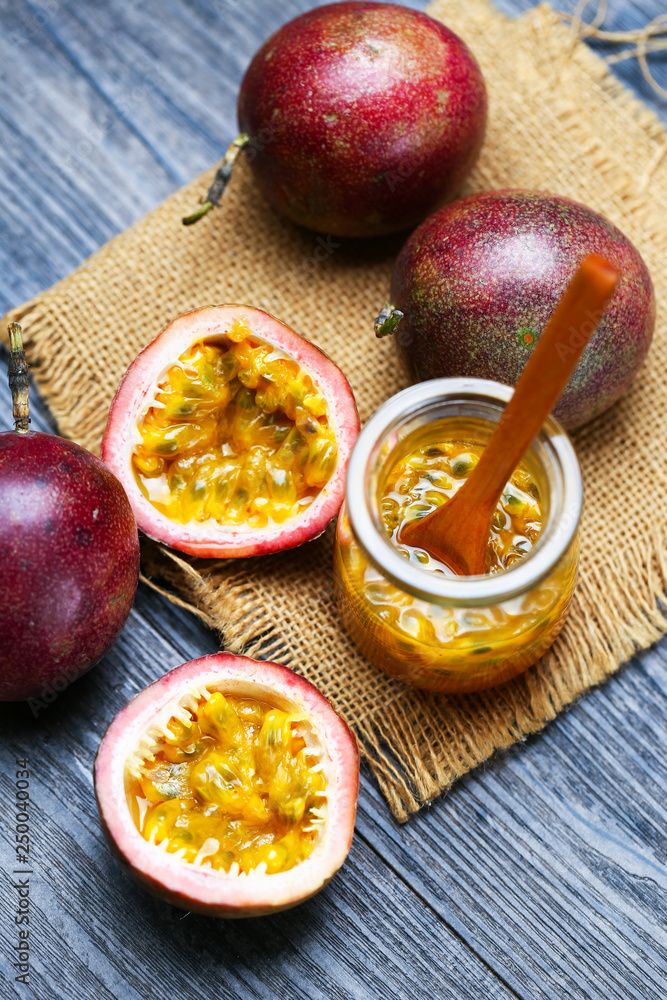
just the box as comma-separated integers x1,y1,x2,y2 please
333,380,583,693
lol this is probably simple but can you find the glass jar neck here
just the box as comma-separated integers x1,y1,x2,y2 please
345,378,583,607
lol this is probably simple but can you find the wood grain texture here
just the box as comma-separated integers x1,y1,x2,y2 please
1,0,666,998
0,534,518,1000
358,654,667,999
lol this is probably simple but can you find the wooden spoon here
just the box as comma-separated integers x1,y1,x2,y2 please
399,253,620,576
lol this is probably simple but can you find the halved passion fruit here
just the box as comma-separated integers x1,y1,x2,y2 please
94,654,359,917
101,306,359,557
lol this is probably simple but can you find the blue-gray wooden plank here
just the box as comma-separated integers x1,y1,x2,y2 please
0,605,519,1000
1,1,666,998
0,379,519,1000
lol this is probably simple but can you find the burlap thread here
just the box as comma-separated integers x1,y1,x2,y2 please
5,0,667,820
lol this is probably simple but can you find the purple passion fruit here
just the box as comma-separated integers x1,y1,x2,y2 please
102,305,359,559
94,654,359,917
0,325,139,702
378,190,655,429
184,2,487,237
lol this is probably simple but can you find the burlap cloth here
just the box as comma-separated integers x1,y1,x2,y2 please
6,0,667,820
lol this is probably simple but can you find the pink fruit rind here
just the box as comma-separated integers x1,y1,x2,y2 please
94,653,360,917
101,305,360,557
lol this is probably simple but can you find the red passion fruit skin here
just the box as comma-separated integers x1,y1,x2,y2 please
101,305,360,558
237,1,488,237
0,433,139,701
94,654,360,917
389,189,655,429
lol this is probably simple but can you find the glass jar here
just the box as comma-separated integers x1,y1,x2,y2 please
333,379,582,693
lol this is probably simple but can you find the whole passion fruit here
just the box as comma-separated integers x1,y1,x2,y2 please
184,1,487,237
1,325,140,702
376,190,655,429
102,305,359,558
94,653,359,917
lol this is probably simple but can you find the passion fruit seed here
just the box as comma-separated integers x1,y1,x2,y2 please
103,306,360,559
126,685,328,877
132,319,338,529
385,438,543,575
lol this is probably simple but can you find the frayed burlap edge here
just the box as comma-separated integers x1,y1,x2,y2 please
140,518,667,821
5,0,667,821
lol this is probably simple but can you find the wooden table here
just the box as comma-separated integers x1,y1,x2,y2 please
1,2,666,998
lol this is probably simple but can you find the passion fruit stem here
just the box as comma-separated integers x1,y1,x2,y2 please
374,304,404,339
7,323,30,434
182,133,250,226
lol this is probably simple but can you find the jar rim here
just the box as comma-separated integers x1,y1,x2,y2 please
345,378,583,605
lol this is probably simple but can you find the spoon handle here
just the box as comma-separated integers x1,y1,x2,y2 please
457,253,620,517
